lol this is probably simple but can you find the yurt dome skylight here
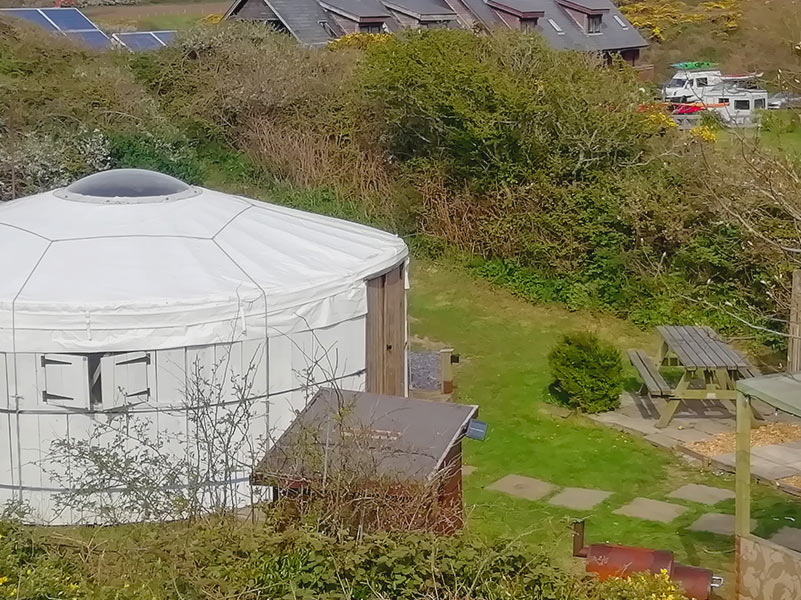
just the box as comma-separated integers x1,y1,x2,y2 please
55,168,199,204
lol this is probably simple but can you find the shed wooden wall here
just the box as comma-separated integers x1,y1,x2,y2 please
365,263,406,396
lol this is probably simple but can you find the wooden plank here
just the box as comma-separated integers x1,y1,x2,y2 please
680,325,729,368
382,264,406,397
694,326,745,369
735,391,752,537
683,326,730,368
657,326,698,367
661,326,706,368
788,269,801,373
627,350,671,396
365,274,385,394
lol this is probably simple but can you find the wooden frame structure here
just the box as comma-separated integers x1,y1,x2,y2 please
366,263,407,396
735,374,801,600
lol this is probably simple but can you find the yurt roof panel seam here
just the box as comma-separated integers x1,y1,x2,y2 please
211,205,253,239
0,221,53,242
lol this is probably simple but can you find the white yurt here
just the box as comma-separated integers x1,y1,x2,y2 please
0,169,409,524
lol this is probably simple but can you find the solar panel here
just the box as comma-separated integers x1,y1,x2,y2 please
40,8,96,32
0,8,59,32
65,30,111,50
114,32,164,51
152,30,176,45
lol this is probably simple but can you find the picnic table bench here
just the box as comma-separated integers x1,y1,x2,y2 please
629,325,762,428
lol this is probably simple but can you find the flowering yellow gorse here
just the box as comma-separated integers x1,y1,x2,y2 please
597,569,691,600
689,125,717,143
620,0,740,41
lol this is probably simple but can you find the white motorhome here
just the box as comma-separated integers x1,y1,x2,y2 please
662,61,761,104
699,85,768,126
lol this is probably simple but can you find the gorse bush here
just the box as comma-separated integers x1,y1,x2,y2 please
548,333,624,413
597,570,690,600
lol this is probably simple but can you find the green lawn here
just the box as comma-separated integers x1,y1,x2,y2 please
408,260,801,575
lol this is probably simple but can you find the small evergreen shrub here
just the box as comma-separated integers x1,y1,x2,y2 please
547,333,623,413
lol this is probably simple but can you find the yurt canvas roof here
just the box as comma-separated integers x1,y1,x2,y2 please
0,170,408,353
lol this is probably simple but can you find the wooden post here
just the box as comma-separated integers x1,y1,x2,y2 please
440,348,453,395
789,269,801,373
735,390,752,600
735,391,751,538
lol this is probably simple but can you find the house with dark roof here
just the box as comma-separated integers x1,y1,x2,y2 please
225,0,649,71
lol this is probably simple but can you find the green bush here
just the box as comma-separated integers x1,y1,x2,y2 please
760,109,801,134
547,333,623,413
596,570,690,600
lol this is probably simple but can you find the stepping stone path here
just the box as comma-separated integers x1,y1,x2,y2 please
688,512,755,536
667,484,735,505
770,526,801,552
486,474,555,501
462,465,477,477
613,498,688,523
485,475,764,535
548,487,612,510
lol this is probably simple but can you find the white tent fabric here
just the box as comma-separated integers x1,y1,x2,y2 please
0,171,408,353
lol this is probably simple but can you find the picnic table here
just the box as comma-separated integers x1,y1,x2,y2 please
628,325,762,428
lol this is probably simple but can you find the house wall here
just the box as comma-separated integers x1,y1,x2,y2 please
389,9,421,28
737,534,801,599
493,9,518,29
619,48,639,65
329,12,359,34
562,6,586,30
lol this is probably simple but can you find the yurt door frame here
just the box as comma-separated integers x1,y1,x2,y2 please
366,263,406,396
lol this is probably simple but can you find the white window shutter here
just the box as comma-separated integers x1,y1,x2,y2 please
41,354,90,409
101,352,151,409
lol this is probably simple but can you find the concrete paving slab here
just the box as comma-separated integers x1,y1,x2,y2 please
714,453,800,480
770,526,801,553
462,465,477,477
714,452,736,468
752,444,801,465
645,432,679,449
547,487,612,510
692,420,733,436
750,457,801,481
668,483,735,505
665,427,710,444
687,513,755,536
613,497,688,523
486,474,556,501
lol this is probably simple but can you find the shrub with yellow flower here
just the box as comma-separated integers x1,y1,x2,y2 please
328,32,391,51
595,569,690,600
689,124,717,143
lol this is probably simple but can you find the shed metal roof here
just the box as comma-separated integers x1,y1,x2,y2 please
738,373,801,418
253,388,478,484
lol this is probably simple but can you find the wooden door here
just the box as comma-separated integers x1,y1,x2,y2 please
366,263,406,396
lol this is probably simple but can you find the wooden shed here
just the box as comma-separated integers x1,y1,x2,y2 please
252,388,478,531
